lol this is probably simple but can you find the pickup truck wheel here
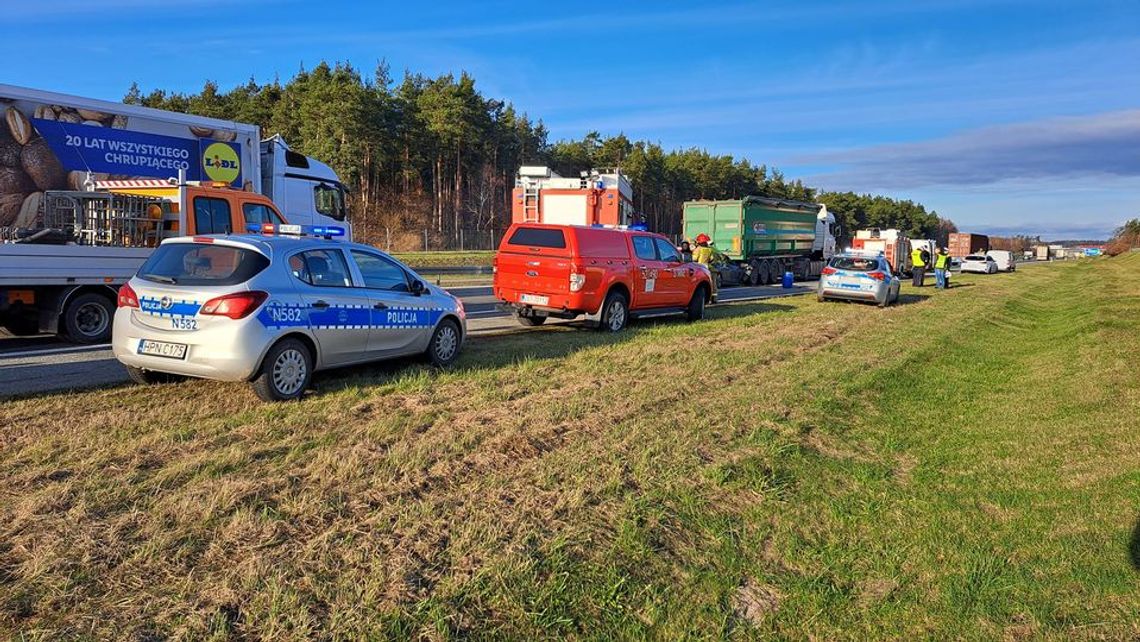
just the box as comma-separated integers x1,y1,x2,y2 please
597,291,628,332
427,319,462,367
125,365,184,385
250,338,312,402
517,315,546,327
63,293,114,344
685,287,707,321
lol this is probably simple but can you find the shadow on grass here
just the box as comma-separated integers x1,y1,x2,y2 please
315,302,796,391
1130,517,1140,571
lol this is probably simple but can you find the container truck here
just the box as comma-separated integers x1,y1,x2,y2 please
0,83,349,343
512,166,634,226
851,228,911,275
681,197,837,284
948,232,989,257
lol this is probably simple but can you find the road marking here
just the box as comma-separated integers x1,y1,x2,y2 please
0,343,110,360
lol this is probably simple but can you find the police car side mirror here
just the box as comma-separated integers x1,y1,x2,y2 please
410,279,426,296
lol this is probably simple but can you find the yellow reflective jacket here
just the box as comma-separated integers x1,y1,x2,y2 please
692,245,715,265
911,249,926,267
935,252,951,269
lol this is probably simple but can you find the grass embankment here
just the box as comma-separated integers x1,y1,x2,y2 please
390,250,494,269
2,257,1138,639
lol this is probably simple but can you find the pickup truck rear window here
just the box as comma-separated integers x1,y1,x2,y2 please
508,227,566,248
138,243,269,286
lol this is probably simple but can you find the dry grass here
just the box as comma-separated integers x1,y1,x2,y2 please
1,256,1139,639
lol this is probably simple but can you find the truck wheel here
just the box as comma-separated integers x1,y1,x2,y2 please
250,338,312,402
62,293,114,344
125,365,184,385
685,286,707,322
517,314,546,327
748,261,761,286
426,318,462,367
597,291,628,332
756,261,770,285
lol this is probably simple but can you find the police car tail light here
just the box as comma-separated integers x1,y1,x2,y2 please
868,271,887,281
117,283,140,309
821,266,838,276
569,263,586,292
200,291,268,320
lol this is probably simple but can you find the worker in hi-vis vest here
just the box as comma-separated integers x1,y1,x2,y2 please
691,234,717,295
934,247,952,289
910,247,929,287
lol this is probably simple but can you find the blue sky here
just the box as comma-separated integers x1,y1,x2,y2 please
3,0,1138,239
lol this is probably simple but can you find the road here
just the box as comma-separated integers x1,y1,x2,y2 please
0,282,811,398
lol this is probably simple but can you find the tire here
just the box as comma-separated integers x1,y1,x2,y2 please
250,338,312,402
517,315,546,327
685,286,707,322
596,290,629,332
62,293,114,344
426,318,462,367
125,365,184,385
748,261,761,286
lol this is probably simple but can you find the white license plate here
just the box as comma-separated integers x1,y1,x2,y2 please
137,339,187,360
519,294,549,306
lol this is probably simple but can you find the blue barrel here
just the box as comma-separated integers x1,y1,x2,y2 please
782,271,794,288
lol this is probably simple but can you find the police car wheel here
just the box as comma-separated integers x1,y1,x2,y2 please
685,287,706,322
598,291,628,332
427,319,461,367
252,338,312,402
63,293,114,344
125,365,184,385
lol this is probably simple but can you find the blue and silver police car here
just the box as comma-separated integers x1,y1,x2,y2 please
818,251,901,307
112,224,466,401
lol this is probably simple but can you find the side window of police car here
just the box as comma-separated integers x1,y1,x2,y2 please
350,250,411,292
292,249,352,288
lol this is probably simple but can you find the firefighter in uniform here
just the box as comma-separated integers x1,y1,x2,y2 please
910,246,929,287
692,234,714,265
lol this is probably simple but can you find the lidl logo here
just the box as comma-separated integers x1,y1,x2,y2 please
202,142,240,183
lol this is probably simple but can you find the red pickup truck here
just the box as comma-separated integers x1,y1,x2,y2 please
493,224,715,331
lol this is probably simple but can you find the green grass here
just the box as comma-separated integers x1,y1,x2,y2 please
390,250,494,268
1,256,1138,640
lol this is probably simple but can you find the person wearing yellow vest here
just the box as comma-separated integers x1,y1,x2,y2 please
910,246,930,287
934,247,952,289
692,234,715,265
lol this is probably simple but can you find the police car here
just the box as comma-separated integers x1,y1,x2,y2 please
112,224,466,401
818,251,901,307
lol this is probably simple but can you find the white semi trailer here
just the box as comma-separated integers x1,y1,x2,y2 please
0,84,349,342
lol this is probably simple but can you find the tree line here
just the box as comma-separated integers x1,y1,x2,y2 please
126,61,951,248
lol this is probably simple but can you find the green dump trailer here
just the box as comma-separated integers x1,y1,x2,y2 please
682,196,838,285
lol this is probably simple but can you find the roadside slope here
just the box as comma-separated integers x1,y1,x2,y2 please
0,258,1137,640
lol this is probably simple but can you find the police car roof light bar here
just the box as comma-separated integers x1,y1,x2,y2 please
248,223,346,239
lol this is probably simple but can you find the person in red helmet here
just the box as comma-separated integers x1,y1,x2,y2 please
692,233,714,265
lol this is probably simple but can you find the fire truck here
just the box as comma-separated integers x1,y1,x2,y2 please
852,228,912,275
511,166,635,226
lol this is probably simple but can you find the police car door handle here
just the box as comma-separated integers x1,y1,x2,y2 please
311,300,330,309
372,302,388,310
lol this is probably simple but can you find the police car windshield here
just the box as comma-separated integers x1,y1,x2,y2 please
831,256,880,271
138,243,270,286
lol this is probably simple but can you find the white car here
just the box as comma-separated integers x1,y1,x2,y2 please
113,224,467,401
986,250,1016,272
960,254,998,274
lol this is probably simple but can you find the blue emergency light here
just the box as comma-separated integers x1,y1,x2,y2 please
246,223,346,239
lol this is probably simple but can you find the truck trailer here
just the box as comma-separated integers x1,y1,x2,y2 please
852,228,911,275
681,197,837,284
0,84,348,343
948,232,989,257
511,166,634,227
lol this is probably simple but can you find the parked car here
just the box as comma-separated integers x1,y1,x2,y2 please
113,224,466,401
961,254,998,274
817,252,900,307
986,250,1016,272
493,224,715,331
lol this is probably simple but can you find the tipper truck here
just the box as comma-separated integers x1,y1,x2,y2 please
681,196,837,284
0,83,349,343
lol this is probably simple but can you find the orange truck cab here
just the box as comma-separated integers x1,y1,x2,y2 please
493,223,715,331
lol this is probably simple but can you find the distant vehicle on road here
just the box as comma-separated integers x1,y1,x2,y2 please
817,252,900,307
986,250,1016,272
960,254,998,274
493,223,714,331
113,225,465,401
